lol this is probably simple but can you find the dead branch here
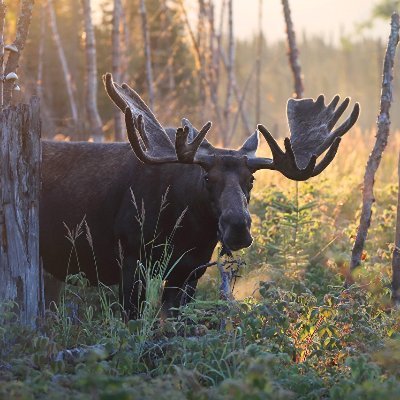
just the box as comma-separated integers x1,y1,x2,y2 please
281,0,304,99
392,153,400,304
349,12,400,278
256,0,263,122
3,0,34,106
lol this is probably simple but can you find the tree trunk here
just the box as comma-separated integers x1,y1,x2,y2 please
37,3,45,100
139,0,155,110
281,0,304,99
3,0,34,107
223,0,234,146
82,0,104,142
392,153,400,304
349,13,400,278
161,0,176,92
112,0,124,141
256,0,263,122
0,97,43,326
0,0,6,110
47,0,79,128
218,46,252,139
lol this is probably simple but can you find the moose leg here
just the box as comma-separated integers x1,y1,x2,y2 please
120,256,145,320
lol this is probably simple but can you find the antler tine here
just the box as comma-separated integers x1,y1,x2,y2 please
125,108,177,164
175,126,191,162
103,73,127,112
176,121,213,163
327,97,349,131
135,114,150,148
191,121,212,150
326,95,340,111
331,102,360,137
257,124,285,159
316,103,360,155
312,137,341,176
254,125,318,180
125,108,150,163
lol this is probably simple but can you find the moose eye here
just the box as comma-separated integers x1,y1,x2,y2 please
204,174,209,183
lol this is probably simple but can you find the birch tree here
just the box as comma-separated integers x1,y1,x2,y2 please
82,0,104,142
112,0,123,141
139,0,155,110
47,0,79,128
223,0,234,146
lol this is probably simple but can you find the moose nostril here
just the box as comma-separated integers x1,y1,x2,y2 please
220,212,251,231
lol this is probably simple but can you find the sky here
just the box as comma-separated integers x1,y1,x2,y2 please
187,0,391,44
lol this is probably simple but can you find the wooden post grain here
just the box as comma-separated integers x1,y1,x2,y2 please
0,97,43,326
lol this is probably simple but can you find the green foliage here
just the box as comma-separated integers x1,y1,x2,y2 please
3,156,400,399
372,0,400,19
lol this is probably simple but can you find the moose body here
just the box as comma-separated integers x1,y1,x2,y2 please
40,73,360,318
40,140,222,316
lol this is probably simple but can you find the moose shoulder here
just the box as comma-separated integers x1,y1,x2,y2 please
40,73,360,319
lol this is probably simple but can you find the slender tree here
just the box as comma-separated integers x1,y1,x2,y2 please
393,153,400,303
0,0,5,109
82,0,104,142
161,0,175,92
281,0,304,99
223,0,234,145
112,0,123,141
36,3,45,100
139,0,155,110
351,13,400,278
47,0,79,127
256,0,263,122
3,0,34,106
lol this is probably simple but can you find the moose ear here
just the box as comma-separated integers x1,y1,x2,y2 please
239,131,259,157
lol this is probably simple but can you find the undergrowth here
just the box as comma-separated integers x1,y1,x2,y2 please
2,131,400,399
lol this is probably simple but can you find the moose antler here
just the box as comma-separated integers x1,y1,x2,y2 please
247,95,360,180
103,73,214,166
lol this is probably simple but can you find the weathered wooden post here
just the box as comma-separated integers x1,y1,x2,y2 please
0,0,42,326
0,97,43,326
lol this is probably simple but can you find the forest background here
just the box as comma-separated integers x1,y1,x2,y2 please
2,0,394,146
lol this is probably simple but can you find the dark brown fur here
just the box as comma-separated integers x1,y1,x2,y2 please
40,139,255,318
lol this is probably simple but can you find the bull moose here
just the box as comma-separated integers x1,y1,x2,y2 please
40,73,359,318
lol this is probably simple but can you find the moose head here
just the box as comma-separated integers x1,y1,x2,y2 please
104,73,359,254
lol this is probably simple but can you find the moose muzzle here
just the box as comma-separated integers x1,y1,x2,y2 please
219,211,253,251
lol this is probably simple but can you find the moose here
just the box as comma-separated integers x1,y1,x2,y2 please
40,73,359,318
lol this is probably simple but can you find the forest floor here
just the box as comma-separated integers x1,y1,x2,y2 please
2,129,400,399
